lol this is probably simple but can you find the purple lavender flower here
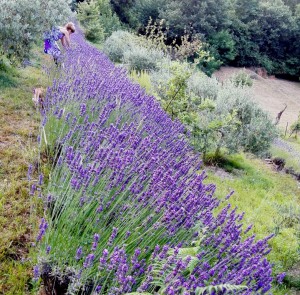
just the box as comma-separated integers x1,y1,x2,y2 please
76,246,83,260
29,184,36,196
95,285,102,293
46,245,51,254
276,272,286,284
91,233,100,251
108,227,118,245
36,218,48,242
38,173,44,185
27,164,33,180
83,253,95,268
33,265,40,281
80,103,87,116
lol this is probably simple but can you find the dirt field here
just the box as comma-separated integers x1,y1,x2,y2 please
213,67,300,129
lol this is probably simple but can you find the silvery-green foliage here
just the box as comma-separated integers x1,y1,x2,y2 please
149,59,187,100
0,0,73,61
103,30,138,62
103,30,167,71
207,81,277,156
230,70,253,87
151,64,276,156
123,46,165,71
187,72,219,101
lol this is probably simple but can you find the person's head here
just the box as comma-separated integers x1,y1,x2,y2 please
65,22,75,34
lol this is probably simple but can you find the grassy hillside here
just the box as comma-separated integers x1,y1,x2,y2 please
0,50,50,294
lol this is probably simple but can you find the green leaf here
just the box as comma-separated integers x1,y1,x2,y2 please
195,284,248,295
124,293,153,295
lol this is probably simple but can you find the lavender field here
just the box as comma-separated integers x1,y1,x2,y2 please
31,28,277,294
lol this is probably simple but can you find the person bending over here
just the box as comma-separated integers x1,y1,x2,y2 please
43,22,75,64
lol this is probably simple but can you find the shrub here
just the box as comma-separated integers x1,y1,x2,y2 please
149,61,192,117
187,72,219,100
77,0,122,43
77,0,105,42
103,30,166,71
96,0,122,36
231,70,253,87
123,46,164,71
102,30,137,62
194,47,223,77
209,30,237,63
0,0,72,62
150,65,277,157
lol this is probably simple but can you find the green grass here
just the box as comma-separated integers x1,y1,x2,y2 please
205,153,300,294
130,70,152,94
0,50,51,294
270,145,300,173
281,136,300,156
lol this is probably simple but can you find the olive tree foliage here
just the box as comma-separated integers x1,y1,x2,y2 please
103,30,168,71
149,61,277,157
0,0,73,62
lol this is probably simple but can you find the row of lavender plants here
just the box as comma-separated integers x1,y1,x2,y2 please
31,28,275,294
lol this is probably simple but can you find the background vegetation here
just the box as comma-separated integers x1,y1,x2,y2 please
107,0,300,78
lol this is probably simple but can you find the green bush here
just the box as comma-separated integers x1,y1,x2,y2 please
123,46,164,71
103,30,166,71
102,30,137,62
213,82,277,156
150,63,277,157
209,30,237,63
194,47,223,77
77,0,105,42
77,0,122,43
231,70,253,87
187,72,219,100
97,0,122,36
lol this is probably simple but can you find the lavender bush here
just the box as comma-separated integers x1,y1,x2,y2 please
32,27,276,294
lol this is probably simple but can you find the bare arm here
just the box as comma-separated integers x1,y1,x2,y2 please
59,27,71,48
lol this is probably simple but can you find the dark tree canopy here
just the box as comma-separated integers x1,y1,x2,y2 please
109,0,300,77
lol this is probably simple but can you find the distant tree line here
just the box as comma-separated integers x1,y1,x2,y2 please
109,0,300,78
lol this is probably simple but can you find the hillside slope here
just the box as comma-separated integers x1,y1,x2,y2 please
214,67,300,129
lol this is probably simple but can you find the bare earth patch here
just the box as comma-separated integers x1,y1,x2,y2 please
214,67,300,129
